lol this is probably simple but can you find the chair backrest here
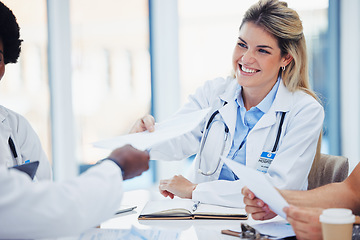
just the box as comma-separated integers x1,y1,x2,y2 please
307,153,349,190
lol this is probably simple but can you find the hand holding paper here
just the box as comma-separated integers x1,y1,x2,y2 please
93,108,211,151
242,186,277,221
222,157,289,218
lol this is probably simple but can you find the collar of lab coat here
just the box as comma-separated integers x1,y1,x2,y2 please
0,106,12,145
252,80,292,130
217,79,238,138
217,78,293,134
0,105,9,123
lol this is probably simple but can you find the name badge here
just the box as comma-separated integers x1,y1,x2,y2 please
256,151,276,173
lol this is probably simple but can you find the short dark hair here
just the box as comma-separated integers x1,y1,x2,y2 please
0,1,22,64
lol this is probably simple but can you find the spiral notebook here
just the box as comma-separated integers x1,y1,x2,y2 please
138,199,247,220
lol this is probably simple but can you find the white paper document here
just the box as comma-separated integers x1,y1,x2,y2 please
252,220,295,239
77,226,179,240
93,108,211,150
222,157,289,218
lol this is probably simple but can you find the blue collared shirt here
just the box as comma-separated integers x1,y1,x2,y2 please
218,78,281,181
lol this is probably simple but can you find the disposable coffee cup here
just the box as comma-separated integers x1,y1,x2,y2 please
319,208,355,240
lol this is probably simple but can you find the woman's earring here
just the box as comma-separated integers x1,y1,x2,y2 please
282,66,286,71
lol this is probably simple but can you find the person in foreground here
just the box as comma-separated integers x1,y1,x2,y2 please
242,162,360,240
0,2,150,239
131,0,323,208
0,145,150,239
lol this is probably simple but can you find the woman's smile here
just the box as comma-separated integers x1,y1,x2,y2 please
238,64,260,76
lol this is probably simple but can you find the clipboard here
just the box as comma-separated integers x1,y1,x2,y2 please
221,223,272,239
9,161,39,180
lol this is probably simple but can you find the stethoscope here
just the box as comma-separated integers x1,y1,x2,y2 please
197,107,286,176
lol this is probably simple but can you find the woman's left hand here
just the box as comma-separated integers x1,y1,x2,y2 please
159,175,197,199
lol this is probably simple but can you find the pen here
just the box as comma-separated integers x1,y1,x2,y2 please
8,137,18,159
192,201,200,212
115,206,137,215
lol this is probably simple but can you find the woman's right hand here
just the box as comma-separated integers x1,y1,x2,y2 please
159,175,197,199
129,115,155,133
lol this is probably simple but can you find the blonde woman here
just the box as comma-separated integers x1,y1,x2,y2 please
131,0,323,207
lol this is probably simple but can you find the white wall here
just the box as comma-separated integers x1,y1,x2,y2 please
340,0,360,173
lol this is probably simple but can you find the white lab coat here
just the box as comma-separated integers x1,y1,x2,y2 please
151,77,324,207
0,160,123,239
0,105,51,180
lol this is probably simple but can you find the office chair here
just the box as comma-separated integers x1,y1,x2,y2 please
307,153,349,190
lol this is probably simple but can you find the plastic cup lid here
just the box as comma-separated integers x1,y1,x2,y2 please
319,208,355,224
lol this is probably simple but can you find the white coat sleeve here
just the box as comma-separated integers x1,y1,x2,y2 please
0,161,123,239
150,77,230,161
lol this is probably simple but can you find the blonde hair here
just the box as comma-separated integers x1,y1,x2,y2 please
241,0,322,167
240,0,319,101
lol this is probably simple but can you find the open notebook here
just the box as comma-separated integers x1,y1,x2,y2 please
138,199,247,220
